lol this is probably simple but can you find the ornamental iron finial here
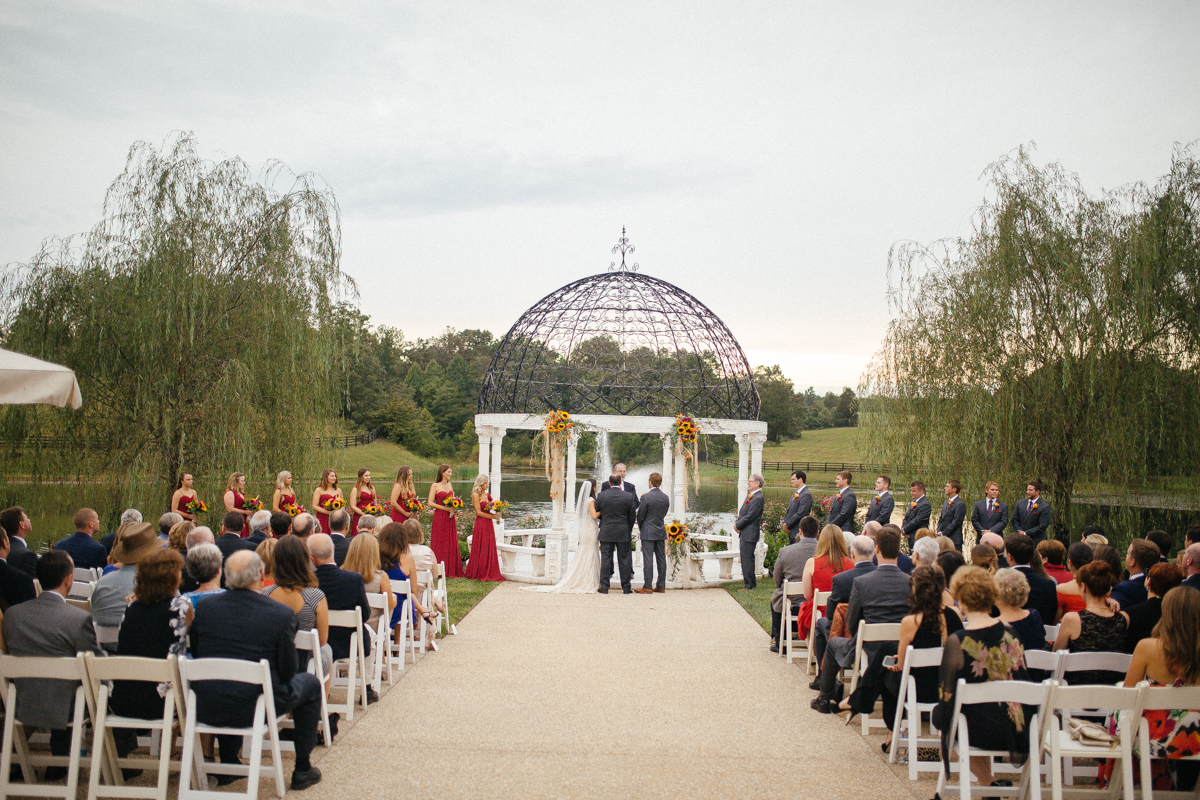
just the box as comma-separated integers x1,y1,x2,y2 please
609,226,639,272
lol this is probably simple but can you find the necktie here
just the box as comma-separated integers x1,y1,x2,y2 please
988,500,993,513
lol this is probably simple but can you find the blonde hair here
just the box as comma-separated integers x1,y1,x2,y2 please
471,473,490,504
951,566,997,613
256,538,277,577
914,528,936,542
167,520,195,554
815,524,848,572
393,465,415,498
225,472,245,493
344,532,382,583
275,471,292,491
970,544,998,574
937,536,957,553
1155,587,1200,685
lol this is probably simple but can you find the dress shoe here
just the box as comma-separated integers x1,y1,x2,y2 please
810,696,832,714
327,712,340,739
769,639,779,653
653,588,665,593
597,589,608,594
622,589,633,594
213,772,242,787
366,686,379,704
290,766,322,791
44,766,68,781
808,678,821,690
636,588,654,594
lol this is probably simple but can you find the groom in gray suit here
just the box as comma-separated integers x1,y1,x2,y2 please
594,475,637,594
635,472,670,593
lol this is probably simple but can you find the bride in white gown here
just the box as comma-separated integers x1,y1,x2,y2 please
527,478,601,593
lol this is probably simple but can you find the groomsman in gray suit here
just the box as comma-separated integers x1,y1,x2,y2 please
902,480,932,547
782,470,812,544
937,480,967,551
735,474,765,591
864,475,895,526
971,480,1009,539
635,473,670,594
1011,480,1052,544
826,471,857,533
595,475,637,594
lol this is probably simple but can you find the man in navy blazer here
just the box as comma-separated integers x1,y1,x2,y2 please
0,532,36,611
971,481,1009,540
734,475,765,590
1181,543,1200,590
54,508,108,570
863,475,895,527
901,481,932,547
310,534,371,661
827,471,857,534
782,471,813,544
0,507,39,580
1011,481,1052,544
598,463,639,513
1112,539,1160,610
1004,533,1058,625
937,480,967,551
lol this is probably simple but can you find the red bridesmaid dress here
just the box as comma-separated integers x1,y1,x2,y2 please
316,492,336,534
431,491,464,577
231,490,250,537
278,492,297,514
177,492,197,517
389,492,415,525
351,489,375,534
465,493,504,581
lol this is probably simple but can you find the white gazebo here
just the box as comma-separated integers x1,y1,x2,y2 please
0,347,83,409
474,230,769,587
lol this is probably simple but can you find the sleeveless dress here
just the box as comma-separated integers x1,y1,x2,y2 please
385,563,418,627
231,490,249,537
529,499,599,593
277,492,297,514
390,491,415,524
316,492,337,534
1066,609,1129,685
352,489,376,533
177,492,197,517
431,490,464,577
1099,676,1200,791
1057,585,1086,619
465,493,504,581
796,555,849,641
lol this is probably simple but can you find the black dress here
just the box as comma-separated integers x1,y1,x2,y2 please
1007,609,1046,654
1067,609,1128,685
911,608,964,704
109,597,189,719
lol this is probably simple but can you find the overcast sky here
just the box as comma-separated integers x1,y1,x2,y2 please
2,1,1198,392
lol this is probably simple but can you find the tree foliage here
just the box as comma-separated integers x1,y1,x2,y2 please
861,144,1200,538
1,133,353,507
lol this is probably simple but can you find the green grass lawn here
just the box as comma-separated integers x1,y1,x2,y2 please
326,440,477,483
721,581,772,635
445,578,502,630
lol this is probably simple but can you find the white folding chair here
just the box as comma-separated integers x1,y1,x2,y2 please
847,620,902,695
74,567,100,583
1043,625,1060,647
779,579,805,661
1136,683,1200,800
387,580,415,672
69,581,95,601
1037,681,1141,800
282,629,332,749
1054,651,1133,686
84,653,184,800
94,624,121,649
936,679,1048,800
434,561,455,635
67,597,92,613
364,592,392,690
0,653,98,800
326,609,369,719
888,645,948,780
177,657,285,800
803,590,830,674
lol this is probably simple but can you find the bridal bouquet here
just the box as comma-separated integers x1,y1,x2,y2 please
185,498,208,516
364,502,385,516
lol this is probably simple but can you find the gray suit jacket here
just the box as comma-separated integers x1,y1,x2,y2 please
827,488,857,533
735,491,764,543
2,592,102,728
594,485,636,543
783,487,813,535
841,563,911,662
865,491,895,526
770,537,817,613
1011,498,1052,541
635,488,670,541
971,499,1009,534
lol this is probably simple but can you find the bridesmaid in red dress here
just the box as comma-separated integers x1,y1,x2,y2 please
311,469,343,534
427,464,464,577
272,470,298,515
223,472,254,537
389,465,419,525
348,468,377,533
171,473,200,521
465,474,504,581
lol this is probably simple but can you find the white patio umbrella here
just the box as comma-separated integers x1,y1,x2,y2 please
0,347,82,409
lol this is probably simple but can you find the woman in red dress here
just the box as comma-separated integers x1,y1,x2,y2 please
796,524,853,641
389,465,419,525
348,468,377,534
223,472,254,537
273,471,299,515
171,473,200,521
465,474,504,581
427,464,464,577
312,469,343,534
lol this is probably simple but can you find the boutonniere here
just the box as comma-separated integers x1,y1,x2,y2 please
793,491,800,499
835,492,842,501
947,496,955,504
873,494,881,503
911,500,917,508
1031,502,1039,511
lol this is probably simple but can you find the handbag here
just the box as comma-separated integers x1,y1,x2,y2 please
1066,718,1118,748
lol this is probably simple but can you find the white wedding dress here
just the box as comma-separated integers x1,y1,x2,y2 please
527,484,600,593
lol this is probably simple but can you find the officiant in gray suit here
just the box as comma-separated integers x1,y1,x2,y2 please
735,474,765,591
595,474,637,594
635,472,670,594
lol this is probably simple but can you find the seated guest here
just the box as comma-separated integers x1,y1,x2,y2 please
936,535,957,554
179,526,213,593
981,532,1009,568
215,512,253,567
256,538,277,588
1080,525,1107,547
55,507,108,570
994,568,1045,653
0,506,39,579
110,548,190,721
269,511,292,541
309,533,370,661
263,535,330,677
769,515,819,653
189,550,323,791
795,524,851,645
181,543,224,608
1053,561,1128,683
326,510,352,565
2,551,104,776
810,533,876,678
937,550,966,611
1182,543,1200,590
402,519,437,576
91,522,163,649
1091,544,1123,579
860,565,962,752
913,528,936,544
1037,539,1072,584
156,511,182,541
101,508,142,553
343,533,396,632
1124,562,1183,652
1056,541,1093,622
933,567,1034,790
166,520,194,556
1117,586,1200,792
812,527,909,714
0,531,36,611
871,522,913,574
1004,533,1058,628
379,522,436,645
1145,529,1173,564
911,536,940,569
246,510,272,547
292,512,317,541
970,544,998,574
356,514,378,537
1112,539,1160,610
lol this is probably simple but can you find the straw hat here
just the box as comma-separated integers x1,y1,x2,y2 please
111,522,162,565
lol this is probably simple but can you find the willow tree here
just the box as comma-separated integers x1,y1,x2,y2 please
861,145,1200,541
1,132,354,512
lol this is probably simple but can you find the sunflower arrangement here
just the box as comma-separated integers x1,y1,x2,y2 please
545,409,572,433
185,498,208,516
674,414,699,445
285,503,307,517
405,497,425,513
444,496,465,511
489,499,510,515
321,497,346,512
364,502,385,516
244,496,263,512
665,520,688,544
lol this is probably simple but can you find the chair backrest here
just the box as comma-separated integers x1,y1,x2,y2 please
0,652,88,682
179,656,271,687
66,598,91,613
392,579,411,595
859,621,902,643
1024,649,1062,673
1056,650,1132,683
74,567,98,583
365,592,388,612
1045,681,1142,714
327,608,362,630
69,581,95,600
294,628,320,653
33,578,41,596
94,623,121,645
782,579,804,600
84,653,176,685
956,678,1048,707
905,645,943,669
1139,684,1200,712
813,589,831,608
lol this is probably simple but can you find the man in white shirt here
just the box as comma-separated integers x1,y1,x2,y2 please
864,475,894,526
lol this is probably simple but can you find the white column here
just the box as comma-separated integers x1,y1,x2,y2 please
660,433,674,519
749,432,766,479
565,428,580,551
546,434,568,582
476,424,492,482
673,450,687,520
735,433,750,500
489,427,506,501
